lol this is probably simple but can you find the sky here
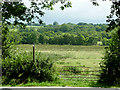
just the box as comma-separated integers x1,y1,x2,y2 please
23,0,112,25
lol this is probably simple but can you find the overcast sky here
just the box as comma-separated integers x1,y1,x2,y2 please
23,0,112,25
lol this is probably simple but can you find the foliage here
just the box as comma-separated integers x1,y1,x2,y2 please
2,25,14,58
97,0,120,86
2,1,72,26
1,1,72,86
53,21,59,25
9,22,110,45
99,28,120,85
91,0,120,38
2,0,72,58
2,50,58,85
20,31,39,44
106,1,120,33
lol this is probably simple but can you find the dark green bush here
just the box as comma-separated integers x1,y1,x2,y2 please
2,51,58,85
99,28,120,85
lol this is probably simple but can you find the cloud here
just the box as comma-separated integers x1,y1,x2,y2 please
22,0,112,24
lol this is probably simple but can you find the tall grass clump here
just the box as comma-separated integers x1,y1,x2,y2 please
2,50,58,85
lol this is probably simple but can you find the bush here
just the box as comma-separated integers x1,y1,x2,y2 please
99,28,120,85
2,51,58,85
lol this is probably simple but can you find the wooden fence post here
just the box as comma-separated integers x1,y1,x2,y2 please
33,43,35,63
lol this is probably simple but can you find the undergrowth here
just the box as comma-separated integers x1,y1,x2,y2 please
2,50,58,86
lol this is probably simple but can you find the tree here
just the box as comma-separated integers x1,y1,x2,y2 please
77,22,87,25
53,21,59,25
76,33,85,45
91,0,120,37
2,0,72,58
97,0,120,85
21,31,39,44
99,28,120,85
60,24,70,32
38,34,44,44
1,0,72,85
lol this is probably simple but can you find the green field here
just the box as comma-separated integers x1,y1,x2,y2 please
9,44,118,87
17,44,105,68
2,44,119,87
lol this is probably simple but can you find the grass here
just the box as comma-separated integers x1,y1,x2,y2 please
8,44,118,87
3,80,120,88
17,44,105,68
3,80,94,87
14,80,97,87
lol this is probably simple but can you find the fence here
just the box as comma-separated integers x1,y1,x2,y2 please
59,66,101,81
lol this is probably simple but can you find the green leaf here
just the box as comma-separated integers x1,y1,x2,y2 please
60,6,64,10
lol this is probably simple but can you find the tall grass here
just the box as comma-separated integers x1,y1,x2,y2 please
17,44,105,68
13,44,112,87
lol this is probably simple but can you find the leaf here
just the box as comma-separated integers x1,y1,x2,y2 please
60,6,64,10
18,73,24,77
92,2,99,6
51,7,54,10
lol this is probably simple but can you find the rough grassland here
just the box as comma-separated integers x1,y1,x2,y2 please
17,44,105,68
9,45,119,87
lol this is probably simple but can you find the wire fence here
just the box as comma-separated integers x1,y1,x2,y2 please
59,66,101,81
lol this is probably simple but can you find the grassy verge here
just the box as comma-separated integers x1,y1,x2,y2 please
2,79,120,88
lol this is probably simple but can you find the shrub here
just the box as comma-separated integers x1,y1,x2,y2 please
99,28,120,85
2,51,58,85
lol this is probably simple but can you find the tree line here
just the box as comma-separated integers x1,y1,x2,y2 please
9,22,111,45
